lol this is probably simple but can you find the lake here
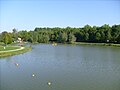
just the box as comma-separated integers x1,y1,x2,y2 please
0,44,120,90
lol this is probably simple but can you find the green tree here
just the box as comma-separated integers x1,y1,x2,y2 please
111,25,120,42
38,34,49,43
75,31,84,42
18,31,29,41
8,33,13,44
84,33,89,41
95,32,101,41
12,28,18,41
58,32,68,43
68,33,76,43
88,26,97,42
1,32,12,45
28,31,38,43
116,34,120,43
101,24,111,42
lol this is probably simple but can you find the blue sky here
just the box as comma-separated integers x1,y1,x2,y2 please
0,0,120,32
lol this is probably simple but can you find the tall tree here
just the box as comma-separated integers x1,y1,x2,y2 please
12,28,18,41
58,32,68,43
68,33,76,43
1,32,12,45
95,32,101,41
111,25,120,42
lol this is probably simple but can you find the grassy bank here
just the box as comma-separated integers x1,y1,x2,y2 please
74,42,120,47
0,46,20,51
0,46,32,58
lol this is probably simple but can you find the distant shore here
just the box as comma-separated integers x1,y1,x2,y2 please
72,42,120,47
30,41,120,47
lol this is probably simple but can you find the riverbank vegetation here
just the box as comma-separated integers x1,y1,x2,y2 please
0,46,32,58
0,24,120,45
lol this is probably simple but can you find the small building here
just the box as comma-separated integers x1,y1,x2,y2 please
18,38,22,43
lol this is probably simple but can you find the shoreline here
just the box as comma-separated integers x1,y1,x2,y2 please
73,42,120,47
31,41,120,47
46,42,120,47
0,46,32,58
0,42,120,58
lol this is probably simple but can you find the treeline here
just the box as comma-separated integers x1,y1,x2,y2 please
0,24,120,45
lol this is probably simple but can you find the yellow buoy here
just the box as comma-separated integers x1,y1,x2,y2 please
54,43,57,46
52,43,57,46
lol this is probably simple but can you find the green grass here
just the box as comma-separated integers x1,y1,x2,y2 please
0,46,32,58
0,46,20,51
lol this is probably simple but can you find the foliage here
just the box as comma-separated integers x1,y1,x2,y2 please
1,32,12,45
12,28,18,41
0,24,120,44
68,33,76,43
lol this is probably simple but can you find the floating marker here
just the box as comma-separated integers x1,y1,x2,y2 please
32,74,35,77
15,63,19,67
47,82,52,86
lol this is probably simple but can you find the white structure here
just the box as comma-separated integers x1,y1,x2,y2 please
18,38,22,43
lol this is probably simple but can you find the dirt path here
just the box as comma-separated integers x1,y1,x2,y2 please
0,47,25,53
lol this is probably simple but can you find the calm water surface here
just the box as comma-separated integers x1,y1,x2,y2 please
0,44,120,90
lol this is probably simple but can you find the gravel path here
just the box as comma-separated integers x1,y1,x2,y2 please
0,47,25,53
